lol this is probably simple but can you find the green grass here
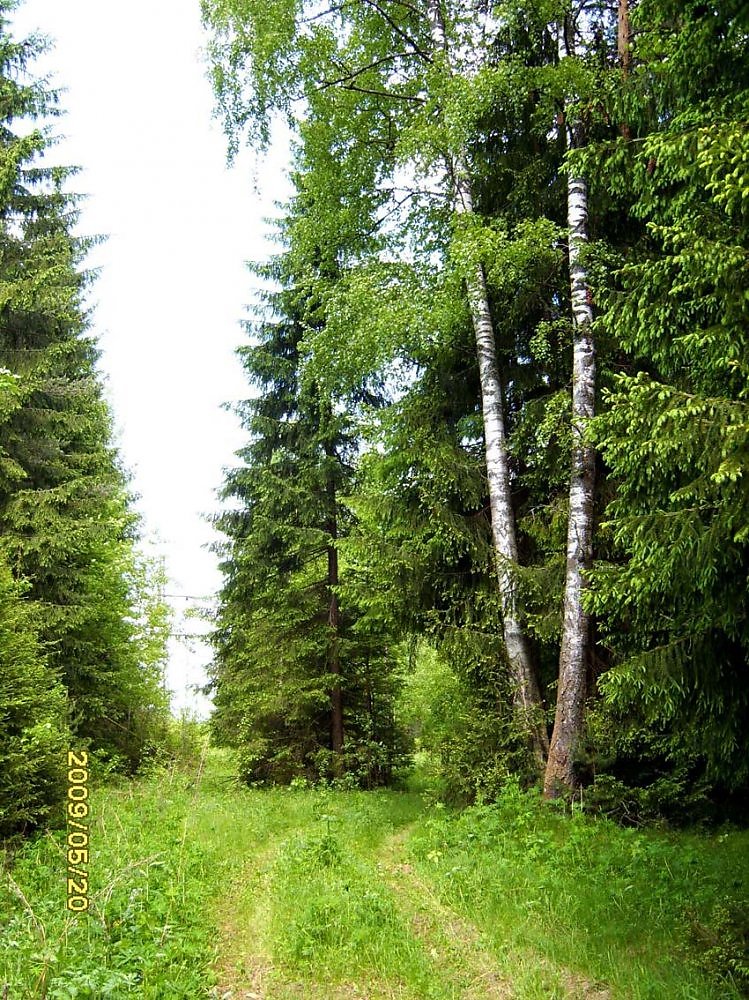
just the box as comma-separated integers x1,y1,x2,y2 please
1,756,228,998
408,780,749,999
1,752,747,999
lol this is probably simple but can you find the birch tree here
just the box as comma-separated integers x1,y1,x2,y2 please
543,7,597,797
202,0,550,766
425,0,548,766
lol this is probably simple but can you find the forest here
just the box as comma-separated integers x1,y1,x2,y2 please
1,0,748,997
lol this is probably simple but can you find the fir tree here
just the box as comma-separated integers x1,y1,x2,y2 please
211,208,403,785
583,0,749,792
0,1,170,778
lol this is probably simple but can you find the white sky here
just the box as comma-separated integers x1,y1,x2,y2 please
11,0,292,715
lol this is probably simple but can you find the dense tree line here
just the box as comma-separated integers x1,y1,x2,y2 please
204,0,748,820
0,2,171,838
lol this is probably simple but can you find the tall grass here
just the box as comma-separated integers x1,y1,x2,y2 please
408,780,749,999
2,753,747,999
2,756,223,998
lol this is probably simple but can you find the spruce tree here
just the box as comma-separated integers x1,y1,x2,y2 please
582,0,749,793
211,204,403,784
0,1,170,777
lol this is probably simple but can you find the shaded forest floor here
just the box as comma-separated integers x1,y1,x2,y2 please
1,750,747,999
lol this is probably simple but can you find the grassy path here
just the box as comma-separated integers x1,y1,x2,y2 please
212,813,613,1000
212,816,517,1000
375,825,514,1000
1,752,746,999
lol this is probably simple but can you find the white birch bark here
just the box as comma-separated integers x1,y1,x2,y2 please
427,0,548,768
544,24,597,797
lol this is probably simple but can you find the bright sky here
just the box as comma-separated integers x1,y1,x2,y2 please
11,0,292,715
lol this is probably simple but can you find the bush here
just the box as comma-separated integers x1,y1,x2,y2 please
396,642,535,804
583,710,749,826
0,563,70,838
139,710,210,774
689,898,749,996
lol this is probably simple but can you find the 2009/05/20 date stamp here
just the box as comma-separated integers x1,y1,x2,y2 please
67,751,89,912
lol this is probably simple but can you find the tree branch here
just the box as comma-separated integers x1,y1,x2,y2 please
340,82,424,102
319,53,412,90
381,0,429,19
300,3,352,25
364,192,417,236
360,0,433,63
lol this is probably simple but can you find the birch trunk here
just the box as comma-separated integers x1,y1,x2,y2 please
544,25,597,798
427,0,548,769
328,544,344,756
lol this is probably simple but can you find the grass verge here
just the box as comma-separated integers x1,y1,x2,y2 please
408,780,749,999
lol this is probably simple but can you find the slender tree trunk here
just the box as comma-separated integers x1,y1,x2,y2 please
427,0,548,770
618,0,632,75
328,542,344,755
618,0,632,139
544,24,597,798
325,438,344,758
365,657,375,787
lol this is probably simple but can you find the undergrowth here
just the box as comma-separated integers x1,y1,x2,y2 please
1,761,221,998
409,779,749,999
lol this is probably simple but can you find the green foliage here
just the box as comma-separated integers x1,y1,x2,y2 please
211,205,405,786
0,559,69,838
397,642,536,804
0,761,226,997
4,753,746,997
582,711,747,827
203,0,749,814
137,710,211,776
583,0,749,791
688,898,749,996
0,3,172,817
0,753,430,998
270,832,408,972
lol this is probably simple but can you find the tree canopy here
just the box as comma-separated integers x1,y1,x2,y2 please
204,0,749,818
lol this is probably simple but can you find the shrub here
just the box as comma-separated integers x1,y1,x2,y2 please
0,563,69,838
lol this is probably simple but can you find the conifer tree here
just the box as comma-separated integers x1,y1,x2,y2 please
582,0,749,791
211,196,403,784
0,2,170,778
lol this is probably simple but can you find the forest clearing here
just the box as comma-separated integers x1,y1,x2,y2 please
2,749,748,999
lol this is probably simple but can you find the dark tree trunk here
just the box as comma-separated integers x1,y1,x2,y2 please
328,543,344,755
325,441,344,757
618,0,633,139
618,0,632,75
